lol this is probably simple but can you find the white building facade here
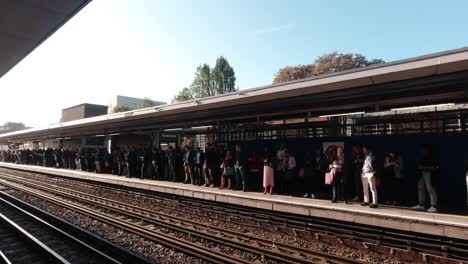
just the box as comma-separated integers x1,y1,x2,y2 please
109,95,166,113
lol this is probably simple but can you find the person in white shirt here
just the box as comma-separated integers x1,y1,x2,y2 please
361,146,378,208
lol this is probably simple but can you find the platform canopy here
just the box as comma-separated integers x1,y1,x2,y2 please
0,0,90,79
2,47,468,142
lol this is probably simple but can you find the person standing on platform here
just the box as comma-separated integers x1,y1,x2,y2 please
94,149,102,174
351,146,364,202
194,147,205,186
203,143,214,187
219,150,234,189
159,149,167,180
75,150,81,171
302,151,315,198
284,150,296,195
103,148,112,174
55,148,63,168
119,148,127,176
249,151,262,191
331,146,346,203
42,149,46,167
313,148,328,198
130,147,137,177
383,150,404,205
411,145,439,213
175,146,184,181
124,147,130,177
183,146,195,184
361,146,378,208
235,144,248,192
111,148,120,175
151,147,160,180
275,143,287,194
62,149,69,169
138,147,148,179
167,146,177,182
86,148,95,173
263,156,274,194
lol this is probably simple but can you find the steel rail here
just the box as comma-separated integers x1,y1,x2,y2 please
44,172,468,259
0,192,152,264
0,179,257,264
2,168,468,262
0,211,70,264
0,174,362,264
0,250,11,264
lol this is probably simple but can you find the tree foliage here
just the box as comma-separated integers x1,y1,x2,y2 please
0,122,27,134
112,105,131,113
139,97,156,108
172,56,237,102
212,56,236,94
190,64,215,98
273,52,385,84
172,87,194,103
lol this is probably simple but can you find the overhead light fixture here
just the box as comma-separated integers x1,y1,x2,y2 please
191,125,213,130
164,128,183,132
64,137,71,140
319,111,365,118
109,133,120,136
95,134,106,137
391,103,455,112
160,143,168,146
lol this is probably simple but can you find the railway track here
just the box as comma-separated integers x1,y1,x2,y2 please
0,170,367,264
97,177,468,262
0,191,151,264
37,169,468,262
1,167,468,263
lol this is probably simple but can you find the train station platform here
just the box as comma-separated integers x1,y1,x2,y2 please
0,162,467,240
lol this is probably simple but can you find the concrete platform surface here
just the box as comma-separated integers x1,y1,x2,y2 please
0,162,467,240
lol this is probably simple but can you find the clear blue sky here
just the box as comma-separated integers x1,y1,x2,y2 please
1,0,467,127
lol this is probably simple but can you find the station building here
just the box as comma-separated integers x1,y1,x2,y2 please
109,95,166,113
61,103,109,122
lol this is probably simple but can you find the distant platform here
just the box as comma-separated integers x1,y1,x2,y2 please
0,162,467,240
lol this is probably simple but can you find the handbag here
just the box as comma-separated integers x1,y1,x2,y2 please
298,168,304,177
325,170,335,185
226,167,236,176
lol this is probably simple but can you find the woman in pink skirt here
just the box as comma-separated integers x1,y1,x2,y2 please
263,157,274,194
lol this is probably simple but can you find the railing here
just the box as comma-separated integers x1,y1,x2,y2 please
210,110,468,142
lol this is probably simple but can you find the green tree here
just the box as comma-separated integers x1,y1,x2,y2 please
190,64,215,98
212,56,236,94
112,105,131,113
273,52,385,84
171,56,237,102
139,97,155,108
1,122,27,134
172,87,194,103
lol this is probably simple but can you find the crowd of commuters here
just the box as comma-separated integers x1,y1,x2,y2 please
0,143,442,213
